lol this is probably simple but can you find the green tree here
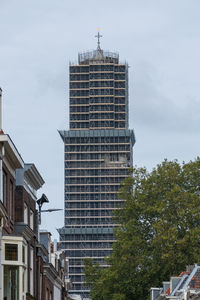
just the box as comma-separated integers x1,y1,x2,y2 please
84,158,200,300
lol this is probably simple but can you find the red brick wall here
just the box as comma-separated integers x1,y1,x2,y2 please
15,185,37,298
15,186,36,227
42,274,54,300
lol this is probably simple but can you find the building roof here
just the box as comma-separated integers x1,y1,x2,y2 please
77,49,119,65
151,265,200,300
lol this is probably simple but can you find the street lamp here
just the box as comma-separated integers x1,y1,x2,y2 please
41,208,63,213
36,193,63,300
37,193,49,225
36,194,63,225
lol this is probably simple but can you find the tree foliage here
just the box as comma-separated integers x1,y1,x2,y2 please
84,158,200,300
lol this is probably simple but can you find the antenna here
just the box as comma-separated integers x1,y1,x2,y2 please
95,28,102,50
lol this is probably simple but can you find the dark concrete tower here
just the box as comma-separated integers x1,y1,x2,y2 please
58,33,135,299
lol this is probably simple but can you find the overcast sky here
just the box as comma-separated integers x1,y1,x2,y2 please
1,0,200,238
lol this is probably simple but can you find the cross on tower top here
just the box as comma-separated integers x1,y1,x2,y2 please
95,30,102,50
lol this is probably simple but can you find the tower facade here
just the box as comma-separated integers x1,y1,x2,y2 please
58,37,135,299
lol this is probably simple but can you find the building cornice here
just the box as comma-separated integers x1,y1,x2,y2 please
43,262,63,286
59,129,135,145
14,222,36,242
36,243,49,257
0,134,24,169
24,163,45,190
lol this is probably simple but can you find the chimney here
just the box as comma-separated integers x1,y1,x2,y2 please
54,239,57,251
186,265,196,274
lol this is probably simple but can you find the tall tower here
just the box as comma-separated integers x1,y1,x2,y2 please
58,34,135,299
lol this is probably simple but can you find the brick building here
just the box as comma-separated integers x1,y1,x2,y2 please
0,89,70,300
40,231,71,300
0,133,24,299
15,163,45,299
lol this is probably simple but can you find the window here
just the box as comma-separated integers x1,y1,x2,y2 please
24,203,28,224
22,245,25,263
9,180,13,218
40,274,42,299
22,268,25,292
30,209,34,230
46,288,49,300
3,171,7,205
30,247,34,295
4,265,19,300
5,244,18,261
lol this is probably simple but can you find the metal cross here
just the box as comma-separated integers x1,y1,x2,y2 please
95,31,102,49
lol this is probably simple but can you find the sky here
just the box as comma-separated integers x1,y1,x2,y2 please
0,0,200,238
